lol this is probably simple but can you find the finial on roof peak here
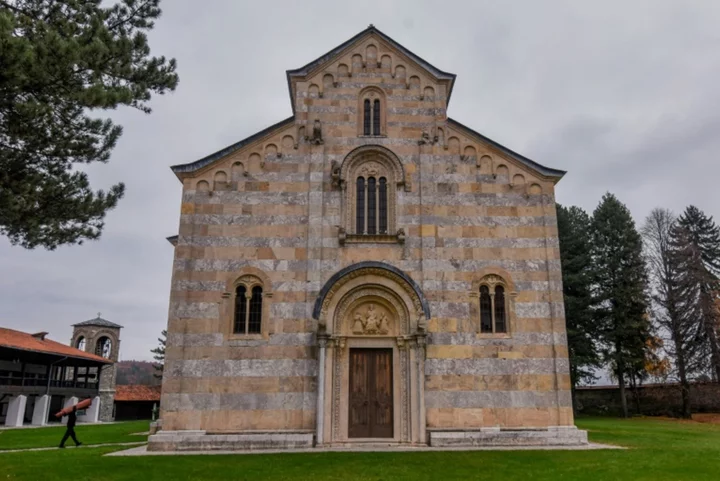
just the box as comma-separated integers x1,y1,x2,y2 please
369,24,374,28
97,312,102,318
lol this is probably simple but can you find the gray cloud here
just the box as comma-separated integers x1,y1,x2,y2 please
2,0,719,360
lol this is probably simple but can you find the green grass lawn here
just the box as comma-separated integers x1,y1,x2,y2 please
2,417,720,480
0,420,149,450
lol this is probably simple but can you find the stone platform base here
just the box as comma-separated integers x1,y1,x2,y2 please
147,430,315,452
429,426,588,447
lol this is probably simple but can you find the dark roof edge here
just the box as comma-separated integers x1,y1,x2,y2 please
0,345,113,364
72,320,124,329
285,26,457,113
166,235,178,246
170,116,296,177
447,118,566,180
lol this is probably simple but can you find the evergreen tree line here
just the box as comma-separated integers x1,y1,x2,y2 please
559,194,720,418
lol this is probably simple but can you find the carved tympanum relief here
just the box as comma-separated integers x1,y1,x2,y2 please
350,303,392,335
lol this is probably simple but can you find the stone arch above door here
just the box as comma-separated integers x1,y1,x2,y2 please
313,261,431,334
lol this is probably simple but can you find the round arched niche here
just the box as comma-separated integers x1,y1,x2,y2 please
314,262,430,334
334,285,407,337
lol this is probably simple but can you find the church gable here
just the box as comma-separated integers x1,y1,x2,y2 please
170,26,563,187
286,26,456,112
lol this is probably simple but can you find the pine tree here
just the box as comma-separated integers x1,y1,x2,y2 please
0,0,178,249
556,203,599,407
151,329,166,380
643,208,704,417
672,206,720,382
591,193,651,418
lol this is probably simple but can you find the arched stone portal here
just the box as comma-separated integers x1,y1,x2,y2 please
314,263,428,445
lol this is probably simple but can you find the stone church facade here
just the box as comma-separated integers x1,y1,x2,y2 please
149,26,586,451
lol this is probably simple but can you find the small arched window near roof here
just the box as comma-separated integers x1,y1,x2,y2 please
358,88,385,136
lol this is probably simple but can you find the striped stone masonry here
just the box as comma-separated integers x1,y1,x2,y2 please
154,27,582,450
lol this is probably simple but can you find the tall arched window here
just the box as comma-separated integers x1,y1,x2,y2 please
379,177,387,233
358,88,385,136
248,286,263,334
356,177,365,233
494,286,506,333
234,285,248,334
367,177,377,234
373,99,381,135
233,277,264,335
355,175,388,235
341,146,404,243
363,99,372,135
75,336,86,351
480,286,492,333
477,275,512,334
362,99,382,136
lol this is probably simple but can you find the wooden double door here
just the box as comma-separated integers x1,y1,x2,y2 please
348,348,393,438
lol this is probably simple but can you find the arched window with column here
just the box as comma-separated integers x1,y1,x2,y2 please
354,174,389,235
339,145,405,244
358,88,385,136
476,274,513,334
233,276,264,335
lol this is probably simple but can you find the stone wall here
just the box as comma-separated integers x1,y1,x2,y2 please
161,31,573,434
575,383,720,416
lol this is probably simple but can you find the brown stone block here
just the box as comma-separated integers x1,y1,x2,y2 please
226,345,311,360
427,345,473,359
426,407,456,428
168,318,222,335
426,375,476,391
202,409,308,432
281,318,314,333
513,318,554,332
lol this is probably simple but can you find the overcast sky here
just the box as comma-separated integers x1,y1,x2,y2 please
1,0,719,361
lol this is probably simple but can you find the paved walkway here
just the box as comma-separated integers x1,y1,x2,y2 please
106,442,623,457
0,441,146,454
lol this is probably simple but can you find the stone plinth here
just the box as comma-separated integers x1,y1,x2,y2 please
429,426,588,447
31,395,50,426
5,395,27,427
147,430,315,452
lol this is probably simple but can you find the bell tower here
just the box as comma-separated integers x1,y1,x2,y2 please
71,313,122,422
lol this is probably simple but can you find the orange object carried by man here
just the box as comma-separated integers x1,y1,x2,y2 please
55,398,92,418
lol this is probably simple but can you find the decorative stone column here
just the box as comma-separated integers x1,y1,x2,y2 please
415,333,427,444
316,334,329,445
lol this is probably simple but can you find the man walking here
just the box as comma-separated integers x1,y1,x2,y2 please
59,406,82,448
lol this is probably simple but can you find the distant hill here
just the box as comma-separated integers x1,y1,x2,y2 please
116,360,161,386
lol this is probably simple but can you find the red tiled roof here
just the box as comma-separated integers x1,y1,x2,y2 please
115,384,161,402
0,327,111,363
